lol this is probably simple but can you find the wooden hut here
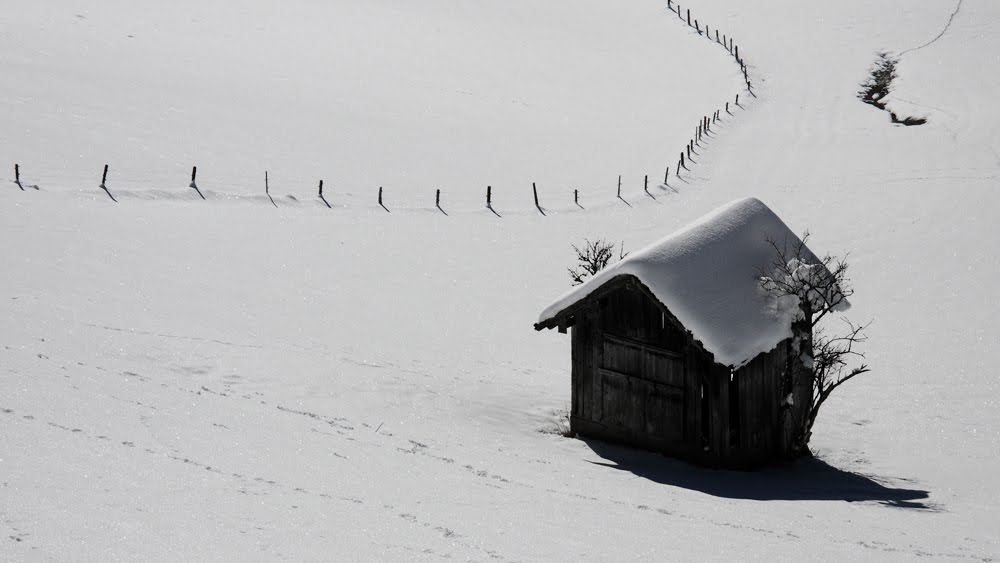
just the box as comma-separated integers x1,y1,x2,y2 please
534,198,845,468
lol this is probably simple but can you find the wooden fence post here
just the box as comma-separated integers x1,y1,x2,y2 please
736,93,740,106
574,188,579,207
664,166,669,183
644,174,652,198
617,174,622,198
695,20,700,33
686,9,691,26
487,185,492,208
716,29,720,43
14,163,23,190
680,152,687,170
533,182,545,215
264,171,276,207
379,186,388,212
189,165,205,199
99,164,116,202
726,101,730,114
735,45,739,60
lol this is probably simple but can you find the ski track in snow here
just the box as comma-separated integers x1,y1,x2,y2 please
6,342,989,561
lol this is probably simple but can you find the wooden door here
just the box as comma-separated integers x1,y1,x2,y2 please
600,335,685,442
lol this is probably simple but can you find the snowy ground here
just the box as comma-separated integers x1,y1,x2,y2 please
2,0,999,560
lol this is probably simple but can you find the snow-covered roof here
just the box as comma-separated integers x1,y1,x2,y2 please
537,197,849,367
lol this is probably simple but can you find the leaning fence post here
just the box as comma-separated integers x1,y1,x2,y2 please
664,166,669,183
378,186,388,212
695,20,700,33
14,163,23,190
533,182,545,215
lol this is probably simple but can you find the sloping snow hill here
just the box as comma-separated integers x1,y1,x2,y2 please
2,0,998,560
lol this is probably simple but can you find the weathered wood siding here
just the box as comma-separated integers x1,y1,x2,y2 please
566,275,801,467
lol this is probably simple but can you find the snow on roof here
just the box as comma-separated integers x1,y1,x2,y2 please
538,197,849,367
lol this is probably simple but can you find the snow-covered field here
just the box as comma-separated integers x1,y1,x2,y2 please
2,0,998,560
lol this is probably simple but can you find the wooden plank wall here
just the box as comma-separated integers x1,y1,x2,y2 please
568,280,800,466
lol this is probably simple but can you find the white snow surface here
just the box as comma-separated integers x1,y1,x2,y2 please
3,0,1000,560
538,197,845,367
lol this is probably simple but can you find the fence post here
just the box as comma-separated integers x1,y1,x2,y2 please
736,93,740,106
644,174,652,198
680,152,687,170
189,166,205,199
735,45,739,60
617,174,622,198
664,166,669,183
379,186,388,212
318,179,323,197
436,188,440,207
716,29,720,43
487,185,492,208
14,163,23,190
574,188,579,207
265,171,269,195
533,182,544,215
99,164,116,202
695,20,700,33
686,9,691,26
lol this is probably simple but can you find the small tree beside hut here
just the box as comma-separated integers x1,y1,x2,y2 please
759,233,870,456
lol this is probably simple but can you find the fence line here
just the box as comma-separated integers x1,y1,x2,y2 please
7,3,756,217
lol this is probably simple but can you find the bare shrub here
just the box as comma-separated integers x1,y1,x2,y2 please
568,239,627,285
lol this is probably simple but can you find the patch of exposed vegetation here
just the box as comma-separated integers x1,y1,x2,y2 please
858,53,927,126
